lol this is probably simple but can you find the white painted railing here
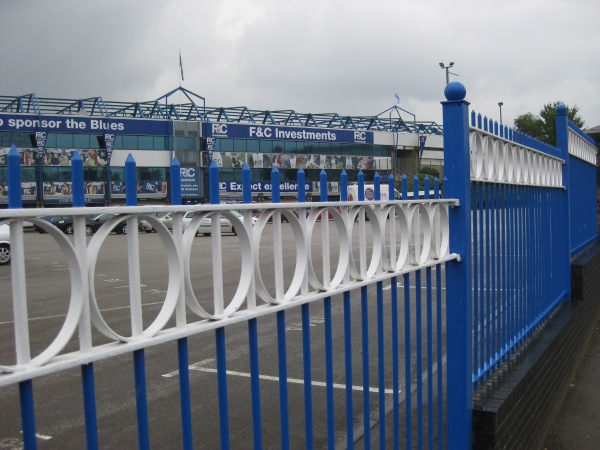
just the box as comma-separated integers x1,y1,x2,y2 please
0,199,457,387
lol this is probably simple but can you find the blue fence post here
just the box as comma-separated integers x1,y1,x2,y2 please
555,105,573,288
8,145,23,210
441,81,473,449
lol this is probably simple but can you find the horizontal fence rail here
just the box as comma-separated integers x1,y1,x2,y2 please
0,199,457,382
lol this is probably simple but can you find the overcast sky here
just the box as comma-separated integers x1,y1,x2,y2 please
2,0,599,131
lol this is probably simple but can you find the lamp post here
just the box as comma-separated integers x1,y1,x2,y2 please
439,61,457,85
498,102,504,126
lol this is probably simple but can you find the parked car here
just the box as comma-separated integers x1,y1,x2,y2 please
181,211,200,230
34,215,71,234
35,214,132,236
253,208,293,223
138,218,153,233
183,210,256,236
148,212,172,231
86,214,128,234
0,223,10,265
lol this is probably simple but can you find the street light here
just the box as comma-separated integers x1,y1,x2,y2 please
498,102,504,126
439,61,458,85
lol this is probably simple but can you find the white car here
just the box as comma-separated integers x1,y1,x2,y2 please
0,223,11,265
149,212,172,231
183,210,256,236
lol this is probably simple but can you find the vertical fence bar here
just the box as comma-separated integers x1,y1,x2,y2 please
389,174,400,450
341,170,355,450
485,183,491,372
500,184,507,362
424,178,434,449
8,146,37,450
209,162,231,450
270,170,290,450
170,158,194,450
402,175,412,449
319,171,335,450
442,81,473,450
357,170,371,449
125,155,150,450
472,183,479,384
435,178,444,450
372,173,386,449
72,151,100,450
414,176,424,450
243,164,263,450
491,183,497,366
478,184,485,371
300,166,314,449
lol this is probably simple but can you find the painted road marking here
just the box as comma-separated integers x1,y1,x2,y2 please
162,358,396,395
0,301,165,325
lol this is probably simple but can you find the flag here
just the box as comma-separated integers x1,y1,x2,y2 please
394,90,400,106
179,50,184,81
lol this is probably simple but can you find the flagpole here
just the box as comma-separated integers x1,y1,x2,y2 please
179,49,184,88
178,49,184,118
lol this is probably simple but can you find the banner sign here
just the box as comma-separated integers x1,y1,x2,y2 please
207,151,390,171
206,137,215,164
219,180,313,194
35,131,47,158
104,133,115,164
0,113,172,136
180,167,200,198
204,122,373,145
419,134,427,151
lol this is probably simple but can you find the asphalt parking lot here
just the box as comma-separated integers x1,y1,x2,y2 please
0,224,445,449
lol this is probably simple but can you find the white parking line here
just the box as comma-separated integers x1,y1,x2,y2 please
162,358,396,395
0,301,165,325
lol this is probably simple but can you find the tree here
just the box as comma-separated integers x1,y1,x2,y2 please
514,101,585,147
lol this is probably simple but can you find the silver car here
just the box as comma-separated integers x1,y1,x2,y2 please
184,210,256,236
0,223,11,265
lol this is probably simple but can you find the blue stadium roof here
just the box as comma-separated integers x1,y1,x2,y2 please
0,87,443,135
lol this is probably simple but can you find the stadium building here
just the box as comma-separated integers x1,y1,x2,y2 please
0,87,444,207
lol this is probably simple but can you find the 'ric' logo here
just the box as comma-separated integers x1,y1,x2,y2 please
354,131,366,142
212,124,228,135
180,168,196,177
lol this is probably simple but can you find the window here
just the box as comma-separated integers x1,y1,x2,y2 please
233,139,246,152
56,133,74,148
154,136,168,150
138,135,154,149
73,134,89,148
284,141,296,152
246,140,259,152
260,140,273,153
122,135,138,150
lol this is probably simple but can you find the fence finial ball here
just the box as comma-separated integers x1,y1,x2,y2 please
444,81,466,101
556,104,567,114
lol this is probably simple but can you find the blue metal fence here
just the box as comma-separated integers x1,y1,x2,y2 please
0,82,597,449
